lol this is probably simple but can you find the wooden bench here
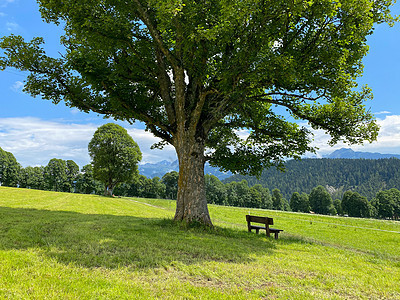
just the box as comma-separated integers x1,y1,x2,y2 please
246,215,283,239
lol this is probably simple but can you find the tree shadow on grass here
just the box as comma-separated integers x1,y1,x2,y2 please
0,206,281,270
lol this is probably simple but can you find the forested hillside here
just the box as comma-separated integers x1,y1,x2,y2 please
224,158,400,200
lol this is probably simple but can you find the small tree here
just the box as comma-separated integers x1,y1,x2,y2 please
290,192,302,212
253,184,272,209
89,123,142,196
66,160,80,192
0,147,21,187
225,182,240,207
341,190,354,215
115,175,148,198
300,193,311,213
44,158,69,191
347,192,371,218
75,164,104,195
205,174,227,205
148,177,167,199
272,189,286,211
162,171,179,200
309,186,333,215
291,192,310,213
374,189,400,219
333,199,343,215
391,189,400,220
235,180,251,207
19,166,45,190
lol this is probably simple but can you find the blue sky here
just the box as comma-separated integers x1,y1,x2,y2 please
1,0,400,168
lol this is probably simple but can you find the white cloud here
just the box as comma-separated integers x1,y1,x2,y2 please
0,12,6,17
305,115,400,156
235,129,250,140
0,0,16,6
0,118,96,167
126,128,176,163
11,81,23,93
374,111,391,115
0,117,177,168
6,21,18,31
1,115,399,169
70,108,81,115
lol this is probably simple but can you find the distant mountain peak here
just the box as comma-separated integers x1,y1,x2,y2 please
324,148,400,159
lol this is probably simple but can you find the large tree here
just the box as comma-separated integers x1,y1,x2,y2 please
88,123,142,196
0,0,394,226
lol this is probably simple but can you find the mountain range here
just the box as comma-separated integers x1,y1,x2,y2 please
139,148,400,179
323,148,400,159
138,160,232,180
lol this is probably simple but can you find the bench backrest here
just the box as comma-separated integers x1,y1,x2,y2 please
246,215,273,225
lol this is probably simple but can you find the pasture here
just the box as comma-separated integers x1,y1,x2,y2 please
0,187,399,299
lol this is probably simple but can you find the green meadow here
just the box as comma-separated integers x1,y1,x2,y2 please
0,187,399,299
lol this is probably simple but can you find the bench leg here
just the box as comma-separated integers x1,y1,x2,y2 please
255,228,259,234
274,232,279,239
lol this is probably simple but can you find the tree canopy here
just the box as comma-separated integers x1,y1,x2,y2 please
88,123,142,196
0,0,396,225
290,192,310,213
162,171,179,200
374,189,400,219
0,147,20,187
309,185,333,214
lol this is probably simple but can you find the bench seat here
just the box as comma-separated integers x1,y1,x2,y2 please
246,215,283,239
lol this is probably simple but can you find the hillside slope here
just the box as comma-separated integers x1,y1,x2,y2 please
225,158,400,200
0,187,399,299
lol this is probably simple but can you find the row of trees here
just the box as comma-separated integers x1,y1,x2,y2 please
0,145,176,198
292,186,400,220
1,123,144,196
205,175,400,220
0,143,177,198
0,148,102,194
114,171,179,200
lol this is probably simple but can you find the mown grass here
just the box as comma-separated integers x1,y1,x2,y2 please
0,187,399,299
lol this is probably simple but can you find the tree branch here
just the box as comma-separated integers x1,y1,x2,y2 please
155,45,176,127
188,89,215,136
250,90,327,102
251,94,337,130
147,123,173,144
132,0,181,69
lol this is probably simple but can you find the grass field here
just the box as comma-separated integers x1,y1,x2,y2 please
0,187,399,299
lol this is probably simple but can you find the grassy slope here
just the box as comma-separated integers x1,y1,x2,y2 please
0,187,399,299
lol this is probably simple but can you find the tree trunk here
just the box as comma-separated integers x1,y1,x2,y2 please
174,135,213,227
104,184,113,197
